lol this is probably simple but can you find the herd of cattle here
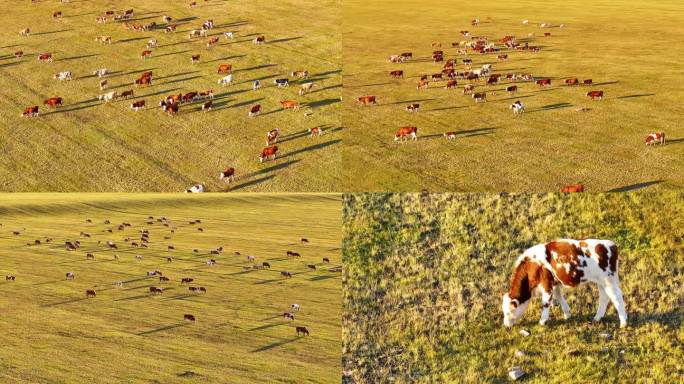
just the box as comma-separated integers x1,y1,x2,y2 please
13,4,330,189
2,215,341,338
356,18,667,189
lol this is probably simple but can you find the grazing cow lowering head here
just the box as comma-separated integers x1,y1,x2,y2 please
259,145,278,162
503,239,627,328
395,126,418,142
645,132,665,146
561,184,584,193
357,96,377,105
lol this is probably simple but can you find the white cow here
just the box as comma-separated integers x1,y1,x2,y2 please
291,304,300,311
93,68,109,78
224,32,235,39
185,183,205,193
510,101,525,115
98,91,117,102
54,71,72,81
502,239,628,328
217,74,233,85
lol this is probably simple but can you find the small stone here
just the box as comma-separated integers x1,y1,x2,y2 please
519,329,530,337
514,350,526,358
508,366,525,380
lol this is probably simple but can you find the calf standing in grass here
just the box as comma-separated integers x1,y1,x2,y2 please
502,239,627,328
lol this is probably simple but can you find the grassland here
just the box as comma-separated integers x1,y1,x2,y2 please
0,193,341,383
342,0,684,192
343,192,684,383
0,0,341,192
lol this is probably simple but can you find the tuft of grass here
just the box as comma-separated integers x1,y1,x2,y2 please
0,0,341,192
342,0,684,192
343,192,684,383
0,193,341,383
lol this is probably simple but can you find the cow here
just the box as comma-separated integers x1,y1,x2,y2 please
191,55,200,64
135,77,151,87
388,55,405,63
405,103,420,112
65,272,75,280
184,314,196,322
357,96,377,105
510,101,525,114
463,84,475,95
189,29,206,39
431,73,443,81
181,278,194,284
162,15,172,23
147,39,158,49
544,32,552,37
487,77,498,86
130,100,145,111
280,100,299,110
53,71,72,81
86,289,97,298
253,35,265,44
202,19,214,30
181,92,198,103
260,145,278,162
267,128,280,144
506,85,518,94
53,11,62,19
198,100,211,111
262,262,271,269
14,50,24,58
583,79,593,86
249,104,261,117
561,184,585,193
502,239,627,328
185,183,204,193
400,52,413,60
44,97,63,108
19,28,30,36
220,167,235,183
291,304,301,311
275,78,290,87
390,70,404,79
224,32,235,39
444,132,457,140
565,78,579,86
165,25,177,33
99,80,108,90
218,74,233,85
586,90,604,100
536,79,551,87
106,241,117,249
93,68,109,78
301,238,309,243
149,286,163,295
159,276,170,282
140,50,152,59
253,80,261,91
291,70,309,79
497,54,508,62
299,82,315,95
283,312,295,320
472,92,487,103
207,37,219,48
4,275,15,281
309,127,323,137
395,126,418,142
445,80,458,89
417,79,429,90
164,102,179,115
120,90,134,99
281,271,293,278
21,106,39,117
645,132,665,146
296,326,309,336
38,53,53,62
95,36,112,44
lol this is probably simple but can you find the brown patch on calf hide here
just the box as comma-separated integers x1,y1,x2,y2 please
545,241,584,286
508,257,555,305
595,243,609,271
609,245,618,273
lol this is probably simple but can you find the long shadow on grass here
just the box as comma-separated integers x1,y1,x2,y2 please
279,140,341,160
608,180,663,193
117,37,151,44
59,53,100,61
527,102,572,113
251,337,300,352
616,93,655,100
227,175,276,191
249,322,288,331
234,63,278,73
306,98,341,108
137,323,188,336
241,160,301,181
33,29,74,36
155,50,192,58
41,297,90,307
269,36,303,44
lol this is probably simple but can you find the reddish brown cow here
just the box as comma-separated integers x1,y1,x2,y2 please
38,53,53,62
561,184,585,193
645,132,665,146
390,70,404,78
536,78,552,87
586,90,604,100
21,106,39,117
260,145,278,162
280,100,299,110
583,79,593,85
445,80,458,89
357,96,377,105
472,92,487,103
417,79,429,90
43,97,63,108
140,50,152,59
395,126,418,142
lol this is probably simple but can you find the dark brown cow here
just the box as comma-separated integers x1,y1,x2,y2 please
390,70,404,79
184,314,196,322
260,145,278,162
121,90,134,99
21,106,39,117
130,100,145,111
14,50,24,58
253,35,265,44
357,96,377,105
149,286,163,295
583,79,593,85
472,92,487,103
283,312,295,320
400,52,412,59
220,167,235,182
561,184,585,193
281,271,293,278
182,92,198,103
405,103,420,112
181,278,194,284
140,50,152,59
86,289,97,298
296,326,309,336
191,55,200,64
43,97,63,108
5,275,16,281
506,85,518,94
586,90,604,100
497,54,508,61
249,104,261,117
445,80,458,89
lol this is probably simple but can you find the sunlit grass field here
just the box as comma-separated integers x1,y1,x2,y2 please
343,192,684,383
0,193,341,383
0,0,341,192
342,0,684,192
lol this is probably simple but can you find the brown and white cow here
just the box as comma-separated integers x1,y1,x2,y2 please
463,84,475,95
444,131,457,140
357,96,377,105
21,106,39,117
130,100,145,111
503,239,627,328
565,78,579,86
645,132,665,146
260,145,278,162
249,104,261,117
417,79,429,90
536,78,551,87
472,92,487,103
253,35,265,44
390,70,404,79
280,100,299,110
394,126,417,142
44,97,63,108
405,103,420,112
308,127,323,137
219,167,235,183
140,50,152,59
267,128,280,144
586,90,604,100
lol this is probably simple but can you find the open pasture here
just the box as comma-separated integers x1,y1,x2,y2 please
0,0,341,192
343,192,684,383
342,0,684,192
0,193,341,383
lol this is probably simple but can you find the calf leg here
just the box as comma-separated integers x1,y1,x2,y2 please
604,279,628,328
553,286,571,319
593,285,609,323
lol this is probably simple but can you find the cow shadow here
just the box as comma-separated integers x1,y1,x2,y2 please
117,37,151,44
32,29,74,36
528,102,572,113
59,53,100,61
269,36,303,44
280,139,341,159
250,337,300,352
249,322,288,332
155,50,192,58
234,63,278,73
385,98,437,106
616,93,655,100
204,54,246,63
593,81,619,86
226,175,276,191
137,323,188,336
310,84,342,94
306,98,341,108
242,159,302,180
157,76,201,86
41,297,90,307
608,180,663,192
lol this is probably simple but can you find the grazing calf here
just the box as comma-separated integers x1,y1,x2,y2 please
184,314,196,322
322,258,330,263
561,184,585,193
301,238,309,243
206,37,219,48
463,84,475,95
444,132,457,140
497,54,508,61
510,101,525,115
536,78,551,87
262,262,271,268
281,271,293,278
93,68,109,78
296,326,309,336
249,104,262,117
299,82,315,95
165,25,177,33
201,101,212,111
159,276,170,282
388,55,405,63
14,50,24,58
283,312,295,320
506,85,518,94
267,128,280,144
307,264,316,270
586,90,604,100
140,50,152,59
395,126,418,142
566,78,579,86
405,103,420,112
308,127,323,137
220,167,235,183
218,74,233,86
217,64,232,74
260,145,278,163
645,132,665,146
44,97,64,108
445,80,457,89
390,70,404,79
291,70,309,79
149,286,163,295
95,36,112,44
275,78,290,87
472,92,487,103
21,106,39,117
502,239,627,328
416,79,429,90
130,100,145,111
86,289,97,298
280,100,299,110
583,79,593,86
120,90,134,99
181,278,194,284
38,53,53,62
253,35,265,44
6,275,16,281
357,95,377,105
54,71,73,81
86,253,95,260
291,304,300,311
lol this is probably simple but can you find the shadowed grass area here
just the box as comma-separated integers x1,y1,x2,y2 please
0,0,341,192
0,193,341,383
342,0,684,192
343,192,684,383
